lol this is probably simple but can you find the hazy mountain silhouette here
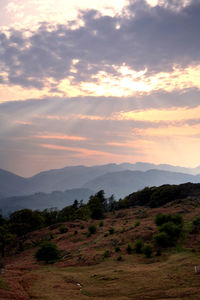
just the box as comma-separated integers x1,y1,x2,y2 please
0,169,27,197
1,163,200,205
0,164,124,197
83,169,200,198
0,188,93,216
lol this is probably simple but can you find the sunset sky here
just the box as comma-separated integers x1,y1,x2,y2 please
0,0,200,177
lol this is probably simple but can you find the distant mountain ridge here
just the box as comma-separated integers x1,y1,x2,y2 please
83,169,200,198
1,162,200,198
1,163,200,214
0,188,94,216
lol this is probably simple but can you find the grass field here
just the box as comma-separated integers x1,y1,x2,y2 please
2,202,200,299
19,251,200,299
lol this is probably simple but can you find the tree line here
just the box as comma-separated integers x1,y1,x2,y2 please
1,182,200,258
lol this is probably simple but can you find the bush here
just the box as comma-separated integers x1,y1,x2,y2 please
154,232,171,248
99,221,104,227
126,243,132,254
104,250,111,258
88,224,97,235
159,222,182,241
192,215,200,230
74,230,78,235
155,213,183,227
117,255,122,261
109,228,115,235
115,246,121,252
59,226,68,234
143,244,153,258
134,239,144,253
35,242,60,263
134,221,140,227
154,213,183,248
80,225,85,229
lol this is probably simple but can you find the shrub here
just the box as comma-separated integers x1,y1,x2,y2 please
74,230,78,235
155,249,161,256
104,250,111,258
126,243,132,254
115,246,121,252
155,213,183,227
59,226,68,234
154,232,171,248
159,222,182,241
99,221,104,227
35,242,60,263
143,244,153,258
154,213,183,248
134,221,140,227
192,215,200,230
117,255,122,261
134,239,144,253
88,224,97,235
109,228,115,235
80,225,85,229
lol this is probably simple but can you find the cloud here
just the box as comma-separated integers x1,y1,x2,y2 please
0,0,200,95
1,88,200,176
36,134,88,141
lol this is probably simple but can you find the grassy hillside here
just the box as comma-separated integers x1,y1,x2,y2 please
1,194,200,299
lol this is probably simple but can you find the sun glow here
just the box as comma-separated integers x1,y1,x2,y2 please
3,0,128,30
116,105,200,122
1,63,200,102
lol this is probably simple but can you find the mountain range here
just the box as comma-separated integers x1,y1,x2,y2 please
1,162,200,214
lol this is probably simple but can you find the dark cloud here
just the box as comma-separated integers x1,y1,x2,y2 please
0,0,200,88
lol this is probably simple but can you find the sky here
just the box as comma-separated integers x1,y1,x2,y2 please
0,0,200,177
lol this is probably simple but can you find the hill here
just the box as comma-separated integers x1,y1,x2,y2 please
0,169,27,197
83,169,200,198
0,188,93,216
1,164,200,199
1,162,200,198
0,164,124,197
1,188,200,299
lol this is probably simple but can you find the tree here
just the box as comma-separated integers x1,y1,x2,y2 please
108,194,116,211
41,208,58,226
88,196,104,219
35,242,60,263
0,214,5,226
58,205,76,222
88,190,106,219
0,225,15,257
72,200,79,210
9,209,44,236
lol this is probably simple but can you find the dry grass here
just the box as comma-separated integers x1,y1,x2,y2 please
2,202,200,299
22,251,200,300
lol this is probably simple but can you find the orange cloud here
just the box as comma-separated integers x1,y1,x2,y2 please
40,143,115,157
36,134,87,141
135,123,200,138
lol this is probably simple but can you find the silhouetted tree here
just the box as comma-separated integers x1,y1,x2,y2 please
9,209,44,236
0,225,15,257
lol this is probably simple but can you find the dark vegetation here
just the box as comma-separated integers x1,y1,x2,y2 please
2,182,200,299
35,241,60,263
0,182,200,259
119,182,200,208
